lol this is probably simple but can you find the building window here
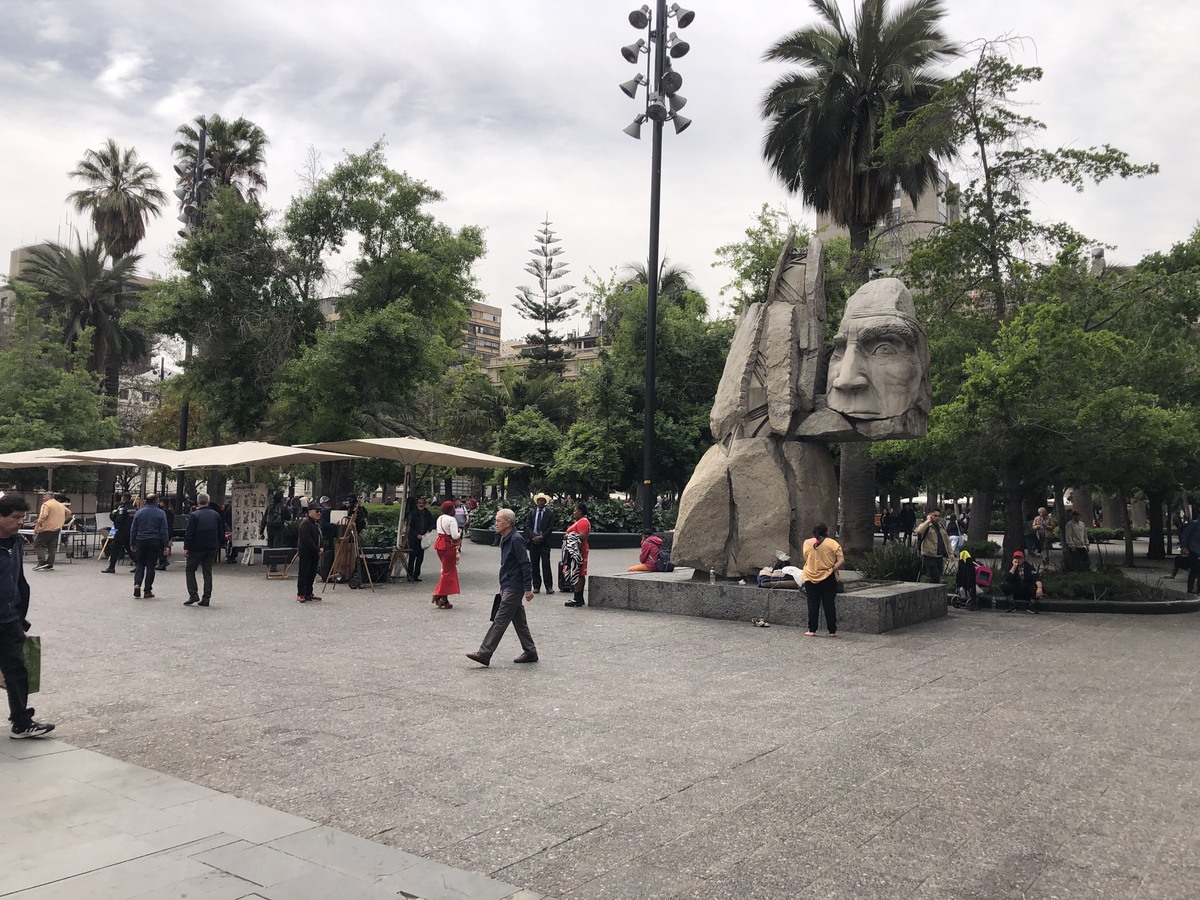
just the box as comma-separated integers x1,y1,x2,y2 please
119,388,129,400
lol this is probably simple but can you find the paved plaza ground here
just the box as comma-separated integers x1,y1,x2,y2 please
3,539,1199,898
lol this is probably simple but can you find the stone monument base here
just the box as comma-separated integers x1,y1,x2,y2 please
587,571,947,634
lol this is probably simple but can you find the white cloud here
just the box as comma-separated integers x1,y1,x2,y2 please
96,48,150,99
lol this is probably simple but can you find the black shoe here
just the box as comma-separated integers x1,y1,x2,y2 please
198,600,210,607
102,567,116,574
10,720,55,739
413,577,421,583
564,599,584,607
466,651,492,667
184,597,199,606
546,590,554,595
134,586,141,598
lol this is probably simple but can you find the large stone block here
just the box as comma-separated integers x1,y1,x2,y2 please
672,444,732,572
710,303,765,441
779,441,838,559
726,437,791,575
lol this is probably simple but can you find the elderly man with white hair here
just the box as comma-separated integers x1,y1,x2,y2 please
467,508,538,667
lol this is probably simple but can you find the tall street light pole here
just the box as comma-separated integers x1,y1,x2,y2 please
172,126,210,514
620,1,694,533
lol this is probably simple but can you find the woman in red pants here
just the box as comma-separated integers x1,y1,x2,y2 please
431,500,461,609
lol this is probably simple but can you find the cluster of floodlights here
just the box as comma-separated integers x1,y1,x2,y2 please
620,2,694,138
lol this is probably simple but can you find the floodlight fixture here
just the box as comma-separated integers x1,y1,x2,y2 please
669,3,695,27
646,93,669,122
667,32,690,58
623,114,647,139
668,93,687,113
671,113,692,134
660,65,683,95
628,5,651,28
620,73,647,98
621,38,646,63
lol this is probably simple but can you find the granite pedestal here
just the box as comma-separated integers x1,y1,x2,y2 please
587,570,947,633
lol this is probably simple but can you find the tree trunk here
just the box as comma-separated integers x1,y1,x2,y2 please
1121,492,1135,567
1001,459,1025,563
838,443,876,554
1146,491,1165,560
1101,496,1123,531
1129,498,1148,528
1053,484,1067,566
1068,486,1094,528
967,491,991,542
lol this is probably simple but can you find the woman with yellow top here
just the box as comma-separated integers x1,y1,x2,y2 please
801,522,844,637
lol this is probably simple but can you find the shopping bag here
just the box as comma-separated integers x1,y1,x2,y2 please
974,564,993,589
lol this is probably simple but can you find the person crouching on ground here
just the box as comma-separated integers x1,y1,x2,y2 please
467,508,537,666
801,522,843,637
1002,550,1043,614
627,530,664,572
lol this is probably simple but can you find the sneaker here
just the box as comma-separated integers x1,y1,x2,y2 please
133,586,141,598
11,720,55,739
33,564,47,571
41,565,54,572
296,594,308,603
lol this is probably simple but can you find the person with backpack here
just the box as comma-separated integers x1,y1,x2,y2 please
627,530,665,572
101,492,134,573
259,491,290,573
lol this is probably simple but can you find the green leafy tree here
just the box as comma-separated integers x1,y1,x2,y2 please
548,421,624,496
139,187,321,440
713,204,806,314
0,284,119,456
760,0,957,553
516,218,579,376
492,408,562,494
67,139,166,262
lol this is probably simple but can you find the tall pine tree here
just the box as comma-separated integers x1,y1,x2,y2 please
516,218,579,376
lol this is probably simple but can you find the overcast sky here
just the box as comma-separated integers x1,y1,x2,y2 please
2,0,1197,340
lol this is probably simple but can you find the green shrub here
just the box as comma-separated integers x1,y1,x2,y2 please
363,503,402,530
1044,566,1170,602
360,524,396,547
848,542,925,582
472,497,674,533
962,540,1000,559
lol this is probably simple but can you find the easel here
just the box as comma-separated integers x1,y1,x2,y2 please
322,511,375,593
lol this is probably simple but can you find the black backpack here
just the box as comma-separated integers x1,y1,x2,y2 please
655,543,674,572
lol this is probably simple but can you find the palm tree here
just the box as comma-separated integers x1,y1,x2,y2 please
20,236,149,402
66,139,166,262
761,0,956,268
760,0,956,554
172,114,269,205
619,258,703,312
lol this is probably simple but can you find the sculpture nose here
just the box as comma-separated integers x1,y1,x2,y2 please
831,344,869,391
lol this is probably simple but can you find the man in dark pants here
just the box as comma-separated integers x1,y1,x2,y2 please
523,492,556,594
296,503,323,603
0,494,55,738
1002,550,1044,613
467,508,537,666
1181,512,1200,595
406,496,435,583
129,494,170,599
317,496,337,583
899,503,917,546
102,492,134,573
183,493,223,607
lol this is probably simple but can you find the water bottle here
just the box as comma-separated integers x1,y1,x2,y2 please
709,567,716,584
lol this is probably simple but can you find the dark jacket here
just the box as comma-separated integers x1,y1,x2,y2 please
407,506,435,542
1004,561,1041,593
498,529,533,595
110,502,134,537
1182,519,1200,555
523,505,557,546
260,500,290,534
184,506,224,552
130,503,170,546
0,535,30,627
298,517,323,556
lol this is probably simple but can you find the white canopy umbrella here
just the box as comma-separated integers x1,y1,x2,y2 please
174,441,361,469
61,445,188,469
0,447,135,491
301,437,530,554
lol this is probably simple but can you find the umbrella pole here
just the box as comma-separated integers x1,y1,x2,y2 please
390,465,413,580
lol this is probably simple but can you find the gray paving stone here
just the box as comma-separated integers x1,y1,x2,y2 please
6,853,215,900
166,793,314,844
125,870,268,900
376,858,521,900
252,866,402,900
267,824,425,879
195,839,325,887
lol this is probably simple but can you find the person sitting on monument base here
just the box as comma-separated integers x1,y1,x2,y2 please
627,530,665,572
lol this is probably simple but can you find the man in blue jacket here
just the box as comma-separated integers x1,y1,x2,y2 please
129,494,170,599
0,494,55,738
183,492,224,607
467,508,537,667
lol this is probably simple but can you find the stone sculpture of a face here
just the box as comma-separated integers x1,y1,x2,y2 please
826,279,930,424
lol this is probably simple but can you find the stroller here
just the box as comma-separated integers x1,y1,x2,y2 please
951,551,992,610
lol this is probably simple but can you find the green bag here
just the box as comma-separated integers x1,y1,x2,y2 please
24,635,40,694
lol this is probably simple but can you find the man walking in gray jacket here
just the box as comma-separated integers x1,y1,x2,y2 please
467,508,537,667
